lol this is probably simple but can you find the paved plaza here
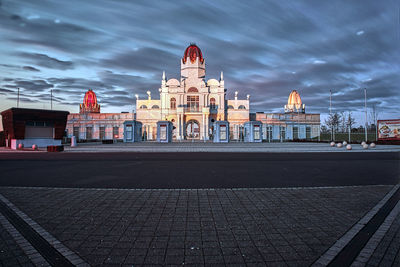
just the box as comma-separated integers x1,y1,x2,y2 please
0,185,399,266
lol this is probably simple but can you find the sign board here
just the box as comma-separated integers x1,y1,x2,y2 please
378,119,400,140
220,124,227,140
160,125,167,140
254,125,260,140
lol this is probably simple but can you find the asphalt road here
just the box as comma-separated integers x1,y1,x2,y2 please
0,152,398,189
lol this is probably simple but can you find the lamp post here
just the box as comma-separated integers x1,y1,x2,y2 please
329,90,333,141
17,88,20,108
364,88,367,142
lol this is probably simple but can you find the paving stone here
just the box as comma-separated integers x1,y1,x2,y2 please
0,185,393,266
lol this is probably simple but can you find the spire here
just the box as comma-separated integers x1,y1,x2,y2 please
162,71,166,86
220,71,224,81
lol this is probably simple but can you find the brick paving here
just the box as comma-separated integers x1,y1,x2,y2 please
366,209,400,267
0,185,393,266
0,218,35,266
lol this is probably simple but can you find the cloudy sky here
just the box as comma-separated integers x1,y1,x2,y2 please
0,0,399,128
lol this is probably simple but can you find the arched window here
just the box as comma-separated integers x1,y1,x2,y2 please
227,105,234,109
187,87,198,93
140,105,147,109
170,98,176,109
210,98,216,109
152,105,159,109
238,105,246,109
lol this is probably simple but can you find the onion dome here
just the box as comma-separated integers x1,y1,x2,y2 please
288,90,302,109
285,90,305,113
182,43,204,64
80,89,100,114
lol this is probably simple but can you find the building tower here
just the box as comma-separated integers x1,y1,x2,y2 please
284,90,305,113
181,43,206,83
80,89,100,114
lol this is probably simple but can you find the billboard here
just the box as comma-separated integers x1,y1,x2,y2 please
378,119,400,140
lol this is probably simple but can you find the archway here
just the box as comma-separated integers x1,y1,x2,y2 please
186,120,200,139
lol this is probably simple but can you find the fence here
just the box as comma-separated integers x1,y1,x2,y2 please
319,132,377,143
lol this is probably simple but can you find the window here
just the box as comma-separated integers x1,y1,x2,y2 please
238,105,246,109
73,127,79,140
187,95,199,112
99,127,105,140
125,124,133,141
227,105,234,109
152,105,159,109
86,127,93,140
254,125,260,140
170,98,176,109
187,87,198,93
139,105,147,109
210,98,216,109
113,126,119,139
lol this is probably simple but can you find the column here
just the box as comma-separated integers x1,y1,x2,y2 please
177,115,181,140
205,114,209,140
202,114,205,140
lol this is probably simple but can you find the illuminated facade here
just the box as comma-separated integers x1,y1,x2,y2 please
136,44,249,140
65,44,320,142
256,90,320,141
66,89,132,141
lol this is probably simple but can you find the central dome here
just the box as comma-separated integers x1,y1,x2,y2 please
182,43,204,64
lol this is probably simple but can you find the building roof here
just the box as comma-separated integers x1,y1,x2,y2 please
182,43,204,64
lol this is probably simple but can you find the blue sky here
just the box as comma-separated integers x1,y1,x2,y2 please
0,0,399,129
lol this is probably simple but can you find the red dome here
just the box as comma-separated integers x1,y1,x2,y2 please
80,89,100,113
84,89,97,107
182,44,204,64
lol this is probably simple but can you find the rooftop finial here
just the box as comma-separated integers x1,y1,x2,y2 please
162,71,166,81
220,71,224,81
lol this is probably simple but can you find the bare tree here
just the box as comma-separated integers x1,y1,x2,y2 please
369,104,379,126
346,112,356,132
340,111,346,132
325,112,341,133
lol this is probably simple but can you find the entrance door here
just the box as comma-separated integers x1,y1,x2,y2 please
186,120,200,139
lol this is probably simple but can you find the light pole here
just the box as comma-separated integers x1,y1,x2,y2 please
364,88,367,142
329,90,333,141
17,88,20,108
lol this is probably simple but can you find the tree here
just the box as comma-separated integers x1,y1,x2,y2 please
369,104,379,126
346,112,356,132
320,125,328,133
325,112,341,132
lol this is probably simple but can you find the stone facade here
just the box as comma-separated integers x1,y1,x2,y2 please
136,44,249,140
66,112,133,141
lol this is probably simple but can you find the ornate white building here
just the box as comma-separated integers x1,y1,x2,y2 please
65,44,320,142
136,44,249,140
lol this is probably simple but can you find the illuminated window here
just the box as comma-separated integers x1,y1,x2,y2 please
113,126,119,139
210,98,216,109
170,98,176,109
187,96,199,112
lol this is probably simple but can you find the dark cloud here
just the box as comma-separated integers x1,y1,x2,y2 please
18,53,74,70
22,65,40,72
10,79,54,92
0,0,398,121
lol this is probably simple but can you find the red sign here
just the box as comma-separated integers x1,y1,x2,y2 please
378,119,400,140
